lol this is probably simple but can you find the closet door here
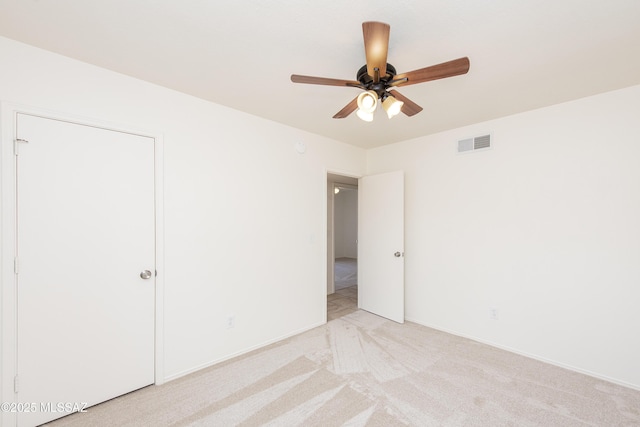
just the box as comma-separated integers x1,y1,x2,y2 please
16,114,155,426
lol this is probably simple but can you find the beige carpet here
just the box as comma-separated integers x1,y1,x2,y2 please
327,285,358,321
45,301,640,426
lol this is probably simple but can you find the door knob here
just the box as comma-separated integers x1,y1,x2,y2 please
140,270,152,279
394,252,403,257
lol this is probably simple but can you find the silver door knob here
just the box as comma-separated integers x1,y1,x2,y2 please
140,270,152,279
394,252,402,257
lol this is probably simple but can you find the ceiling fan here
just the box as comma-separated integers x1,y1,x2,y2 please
290,21,470,122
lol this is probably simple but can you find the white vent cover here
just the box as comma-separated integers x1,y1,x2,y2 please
458,134,492,153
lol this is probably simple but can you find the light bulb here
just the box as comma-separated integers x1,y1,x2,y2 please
361,94,375,109
357,90,378,114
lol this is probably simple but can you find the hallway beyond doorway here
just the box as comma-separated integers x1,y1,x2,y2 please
334,257,357,289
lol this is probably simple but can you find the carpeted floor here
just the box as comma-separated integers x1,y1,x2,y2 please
327,285,357,322
45,294,640,426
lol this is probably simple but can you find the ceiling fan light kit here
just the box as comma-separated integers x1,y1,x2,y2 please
357,90,378,113
382,95,404,119
291,21,470,122
356,89,404,122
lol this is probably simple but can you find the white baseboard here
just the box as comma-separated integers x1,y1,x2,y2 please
404,316,640,392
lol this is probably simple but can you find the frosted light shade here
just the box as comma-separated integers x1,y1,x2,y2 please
356,109,374,122
382,95,404,119
357,91,378,114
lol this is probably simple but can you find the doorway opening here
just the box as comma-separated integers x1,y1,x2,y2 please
327,173,358,320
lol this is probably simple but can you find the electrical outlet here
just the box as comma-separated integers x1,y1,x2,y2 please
226,315,235,329
489,308,499,320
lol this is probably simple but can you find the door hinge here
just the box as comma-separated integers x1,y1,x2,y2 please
14,257,19,274
14,375,19,393
14,138,29,156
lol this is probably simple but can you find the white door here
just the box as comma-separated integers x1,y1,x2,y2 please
358,171,404,323
15,114,155,426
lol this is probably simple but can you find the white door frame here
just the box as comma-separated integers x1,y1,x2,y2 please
327,182,336,295
325,170,361,317
0,103,165,426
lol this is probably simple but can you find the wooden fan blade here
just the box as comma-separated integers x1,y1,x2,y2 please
291,74,362,88
363,21,390,79
388,90,423,116
333,96,359,119
392,57,470,87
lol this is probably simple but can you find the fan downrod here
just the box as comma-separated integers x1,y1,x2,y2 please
356,63,398,97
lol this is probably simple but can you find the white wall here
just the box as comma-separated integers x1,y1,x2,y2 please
2,33,638,405
334,189,358,258
0,36,366,389
367,85,640,389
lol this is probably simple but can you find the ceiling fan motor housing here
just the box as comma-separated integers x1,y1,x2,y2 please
357,63,397,98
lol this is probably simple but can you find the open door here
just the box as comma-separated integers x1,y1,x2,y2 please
358,171,404,323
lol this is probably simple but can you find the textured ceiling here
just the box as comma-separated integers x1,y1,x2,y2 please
1,0,639,149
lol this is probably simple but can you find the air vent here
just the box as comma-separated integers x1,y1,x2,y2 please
474,134,491,150
458,134,492,153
